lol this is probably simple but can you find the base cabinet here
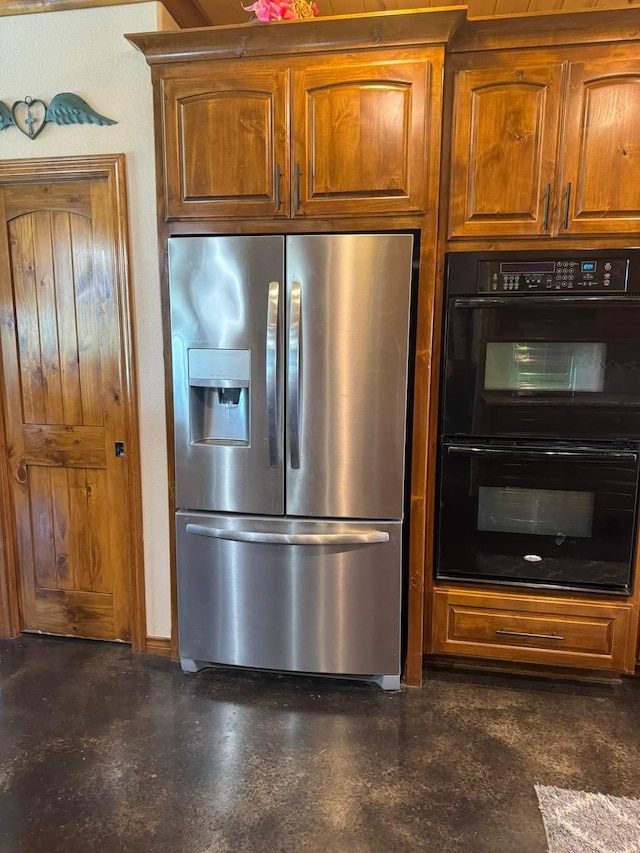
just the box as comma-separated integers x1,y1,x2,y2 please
431,587,635,674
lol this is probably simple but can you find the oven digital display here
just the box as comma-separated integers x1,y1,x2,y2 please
499,261,556,274
581,261,597,272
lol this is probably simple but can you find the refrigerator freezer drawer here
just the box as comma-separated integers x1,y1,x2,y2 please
176,512,402,679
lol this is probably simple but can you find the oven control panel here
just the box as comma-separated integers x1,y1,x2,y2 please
478,258,629,293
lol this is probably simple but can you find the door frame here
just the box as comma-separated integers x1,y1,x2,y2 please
0,154,146,651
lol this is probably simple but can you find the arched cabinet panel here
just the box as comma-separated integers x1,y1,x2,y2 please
162,68,290,220
561,62,640,235
293,62,430,217
448,61,564,238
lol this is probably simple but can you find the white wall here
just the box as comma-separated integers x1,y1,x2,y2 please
0,2,176,638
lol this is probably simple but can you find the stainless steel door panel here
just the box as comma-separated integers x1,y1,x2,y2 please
177,511,401,677
285,234,413,519
169,236,285,514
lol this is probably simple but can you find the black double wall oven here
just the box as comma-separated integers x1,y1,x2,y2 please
436,250,640,596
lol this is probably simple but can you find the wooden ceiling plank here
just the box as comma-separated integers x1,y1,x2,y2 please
363,0,390,11
327,0,365,14
526,1,565,12
494,0,518,11
469,0,498,15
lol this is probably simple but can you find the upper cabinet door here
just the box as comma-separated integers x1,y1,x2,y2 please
448,61,564,239
292,60,430,217
560,57,640,236
162,68,290,220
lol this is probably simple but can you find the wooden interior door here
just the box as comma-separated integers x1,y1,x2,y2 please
0,176,134,641
447,56,564,239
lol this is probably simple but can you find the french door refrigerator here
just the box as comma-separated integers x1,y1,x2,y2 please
169,234,413,690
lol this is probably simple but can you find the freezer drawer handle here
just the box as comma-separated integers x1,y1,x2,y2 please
288,281,302,469
266,281,280,468
185,524,390,545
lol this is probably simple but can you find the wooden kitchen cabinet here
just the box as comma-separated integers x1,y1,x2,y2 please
432,587,636,674
448,56,564,239
292,60,430,217
560,53,640,237
161,55,432,221
162,67,290,220
447,46,640,240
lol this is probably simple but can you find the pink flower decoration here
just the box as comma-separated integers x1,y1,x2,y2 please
244,0,319,21
243,0,296,21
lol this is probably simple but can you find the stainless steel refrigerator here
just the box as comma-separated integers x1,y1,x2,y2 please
169,234,413,690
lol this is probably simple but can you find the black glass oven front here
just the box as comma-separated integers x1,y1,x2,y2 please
436,250,640,596
442,251,640,441
436,444,638,594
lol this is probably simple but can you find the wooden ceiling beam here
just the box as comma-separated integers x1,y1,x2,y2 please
0,0,209,28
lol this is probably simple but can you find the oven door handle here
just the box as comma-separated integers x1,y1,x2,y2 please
453,296,640,307
446,445,639,461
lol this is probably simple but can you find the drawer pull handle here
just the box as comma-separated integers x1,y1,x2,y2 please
496,628,564,642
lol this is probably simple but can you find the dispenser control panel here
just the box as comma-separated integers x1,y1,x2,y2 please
478,258,629,293
188,348,250,388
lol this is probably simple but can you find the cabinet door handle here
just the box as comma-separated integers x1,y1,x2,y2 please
562,181,572,230
496,628,564,642
542,182,551,231
294,162,301,212
275,163,281,211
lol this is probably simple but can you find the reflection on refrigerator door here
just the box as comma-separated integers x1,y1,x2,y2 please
168,233,414,689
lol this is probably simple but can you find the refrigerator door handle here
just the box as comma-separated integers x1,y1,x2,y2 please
266,280,280,467
288,280,302,469
185,523,390,545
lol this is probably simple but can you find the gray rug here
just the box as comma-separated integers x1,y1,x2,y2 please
535,784,640,853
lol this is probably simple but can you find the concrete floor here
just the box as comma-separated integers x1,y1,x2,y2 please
0,636,639,853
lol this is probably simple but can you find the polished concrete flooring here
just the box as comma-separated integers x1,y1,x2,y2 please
0,636,639,853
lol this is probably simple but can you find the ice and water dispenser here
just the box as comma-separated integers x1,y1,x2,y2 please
188,348,250,445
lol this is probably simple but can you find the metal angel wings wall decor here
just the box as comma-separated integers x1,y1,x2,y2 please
0,93,116,140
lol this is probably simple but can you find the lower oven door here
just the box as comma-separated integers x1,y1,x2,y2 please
436,444,639,594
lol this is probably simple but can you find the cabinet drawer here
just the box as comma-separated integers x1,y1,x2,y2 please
431,588,634,672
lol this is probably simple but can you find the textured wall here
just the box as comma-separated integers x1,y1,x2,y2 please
0,2,176,639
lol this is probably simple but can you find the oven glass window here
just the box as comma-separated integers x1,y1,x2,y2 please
442,299,640,439
484,342,607,392
436,447,638,593
477,485,594,538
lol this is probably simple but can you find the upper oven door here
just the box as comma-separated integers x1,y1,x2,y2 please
442,296,640,441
